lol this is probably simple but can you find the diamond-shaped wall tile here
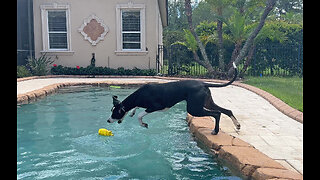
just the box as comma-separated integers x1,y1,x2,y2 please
78,14,109,46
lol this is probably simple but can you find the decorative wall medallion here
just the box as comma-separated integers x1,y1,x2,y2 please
78,14,109,46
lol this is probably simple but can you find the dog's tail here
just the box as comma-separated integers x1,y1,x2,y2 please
205,62,238,88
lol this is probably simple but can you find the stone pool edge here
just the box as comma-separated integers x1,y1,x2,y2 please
17,81,146,104
17,77,303,179
186,114,302,180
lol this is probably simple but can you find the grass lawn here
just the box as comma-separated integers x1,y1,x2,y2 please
242,76,303,112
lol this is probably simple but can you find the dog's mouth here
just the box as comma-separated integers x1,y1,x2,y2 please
107,117,123,124
107,117,117,123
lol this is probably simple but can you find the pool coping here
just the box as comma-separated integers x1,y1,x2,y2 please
17,75,303,179
186,114,302,180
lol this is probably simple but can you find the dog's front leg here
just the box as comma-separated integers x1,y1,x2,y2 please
129,107,138,117
137,111,149,128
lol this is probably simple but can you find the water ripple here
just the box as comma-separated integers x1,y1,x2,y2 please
17,87,243,179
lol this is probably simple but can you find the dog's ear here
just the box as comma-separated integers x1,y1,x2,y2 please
112,95,121,106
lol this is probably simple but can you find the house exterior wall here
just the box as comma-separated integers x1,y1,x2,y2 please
33,0,165,69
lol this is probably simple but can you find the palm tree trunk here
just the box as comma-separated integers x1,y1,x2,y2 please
227,41,242,69
240,43,255,77
185,0,215,77
192,50,215,74
217,8,225,71
228,0,277,75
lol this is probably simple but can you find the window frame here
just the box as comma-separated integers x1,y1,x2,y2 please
40,4,72,54
121,10,141,51
115,3,147,55
47,10,68,50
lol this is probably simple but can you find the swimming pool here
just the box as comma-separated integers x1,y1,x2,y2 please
17,86,242,179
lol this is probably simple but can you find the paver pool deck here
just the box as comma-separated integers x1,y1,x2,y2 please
17,76,303,179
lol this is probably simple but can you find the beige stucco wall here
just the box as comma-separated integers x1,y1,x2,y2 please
33,0,164,69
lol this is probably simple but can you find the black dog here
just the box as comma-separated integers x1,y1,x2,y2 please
107,63,240,135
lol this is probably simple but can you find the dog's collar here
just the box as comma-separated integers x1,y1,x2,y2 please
122,106,127,112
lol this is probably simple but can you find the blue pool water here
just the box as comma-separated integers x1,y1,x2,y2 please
17,86,242,180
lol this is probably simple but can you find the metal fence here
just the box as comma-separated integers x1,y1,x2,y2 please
158,43,303,77
245,44,303,76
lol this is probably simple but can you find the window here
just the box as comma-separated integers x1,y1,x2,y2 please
122,10,141,50
40,4,72,54
116,3,146,55
48,11,68,50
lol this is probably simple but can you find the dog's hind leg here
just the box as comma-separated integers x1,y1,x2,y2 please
205,97,240,131
215,105,240,130
187,93,222,135
201,108,221,135
187,105,221,135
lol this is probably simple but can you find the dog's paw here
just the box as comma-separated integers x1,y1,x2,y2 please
236,123,241,130
211,130,218,135
142,123,148,128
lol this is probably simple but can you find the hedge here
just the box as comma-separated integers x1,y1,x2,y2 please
50,65,157,76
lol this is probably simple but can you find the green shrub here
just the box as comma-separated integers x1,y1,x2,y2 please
27,54,54,76
51,65,156,76
17,66,32,78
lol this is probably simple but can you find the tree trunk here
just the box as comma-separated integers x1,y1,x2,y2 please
240,43,255,77
217,7,225,71
185,0,215,77
227,41,242,70
192,50,215,74
228,0,277,75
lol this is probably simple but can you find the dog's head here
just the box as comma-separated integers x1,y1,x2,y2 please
107,96,127,124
